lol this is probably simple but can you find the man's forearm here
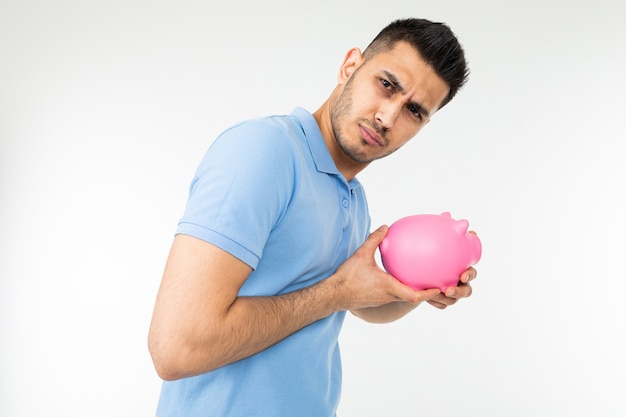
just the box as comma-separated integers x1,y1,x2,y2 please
206,280,341,371
351,301,420,324
151,277,343,380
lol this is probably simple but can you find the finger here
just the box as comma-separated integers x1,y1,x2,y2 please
371,225,389,240
417,287,442,302
445,283,473,299
427,299,449,310
362,225,389,250
459,266,477,284
395,285,441,304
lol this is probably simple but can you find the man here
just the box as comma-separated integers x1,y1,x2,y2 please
148,18,476,416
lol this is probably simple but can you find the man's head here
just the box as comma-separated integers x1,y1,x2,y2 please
316,17,469,180
362,18,469,109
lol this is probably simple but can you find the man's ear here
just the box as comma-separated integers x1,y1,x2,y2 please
337,48,363,84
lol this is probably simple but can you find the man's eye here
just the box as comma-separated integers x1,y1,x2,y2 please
408,105,422,120
380,79,392,89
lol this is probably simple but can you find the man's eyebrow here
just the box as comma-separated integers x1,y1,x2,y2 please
383,70,405,94
383,70,430,118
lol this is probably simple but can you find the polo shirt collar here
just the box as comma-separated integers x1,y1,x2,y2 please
291,107,339,175
291,107,363,190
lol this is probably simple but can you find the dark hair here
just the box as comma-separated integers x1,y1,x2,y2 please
363,18,469,108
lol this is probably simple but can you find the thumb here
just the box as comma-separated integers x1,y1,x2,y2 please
364,225,389,249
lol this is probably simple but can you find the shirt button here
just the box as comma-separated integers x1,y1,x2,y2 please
342,199,349,208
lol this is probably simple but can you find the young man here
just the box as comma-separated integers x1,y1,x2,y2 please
149,18,476,417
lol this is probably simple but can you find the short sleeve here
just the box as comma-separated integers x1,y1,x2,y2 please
177,119,297,269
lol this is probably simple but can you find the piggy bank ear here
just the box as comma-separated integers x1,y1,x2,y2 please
453,219,469,235
440,212,452,218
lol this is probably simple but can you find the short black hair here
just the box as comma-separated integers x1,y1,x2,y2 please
363,18,469,108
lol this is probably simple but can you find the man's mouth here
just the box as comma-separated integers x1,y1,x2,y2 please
359,125,384,147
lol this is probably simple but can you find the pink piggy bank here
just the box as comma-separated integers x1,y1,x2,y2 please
379,212,482,291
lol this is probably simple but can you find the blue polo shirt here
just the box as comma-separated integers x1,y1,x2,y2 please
156,108,371,417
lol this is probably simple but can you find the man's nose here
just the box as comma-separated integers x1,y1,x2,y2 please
375,101,401,130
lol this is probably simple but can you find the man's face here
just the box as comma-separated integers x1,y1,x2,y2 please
329,41,450,166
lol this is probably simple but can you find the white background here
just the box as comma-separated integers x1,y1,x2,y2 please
1,1,625,416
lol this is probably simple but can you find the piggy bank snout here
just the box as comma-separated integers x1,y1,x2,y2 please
468,233,483,264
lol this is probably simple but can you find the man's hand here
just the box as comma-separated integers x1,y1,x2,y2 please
427,266,477,310
339,226,443,323
331,226,442,310
346,226,478,322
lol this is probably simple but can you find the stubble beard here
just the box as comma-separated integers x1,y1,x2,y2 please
329,77,396,165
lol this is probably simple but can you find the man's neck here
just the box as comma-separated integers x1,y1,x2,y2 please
312,98,369,182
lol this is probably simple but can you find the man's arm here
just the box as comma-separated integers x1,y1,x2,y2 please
148,226,440,380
